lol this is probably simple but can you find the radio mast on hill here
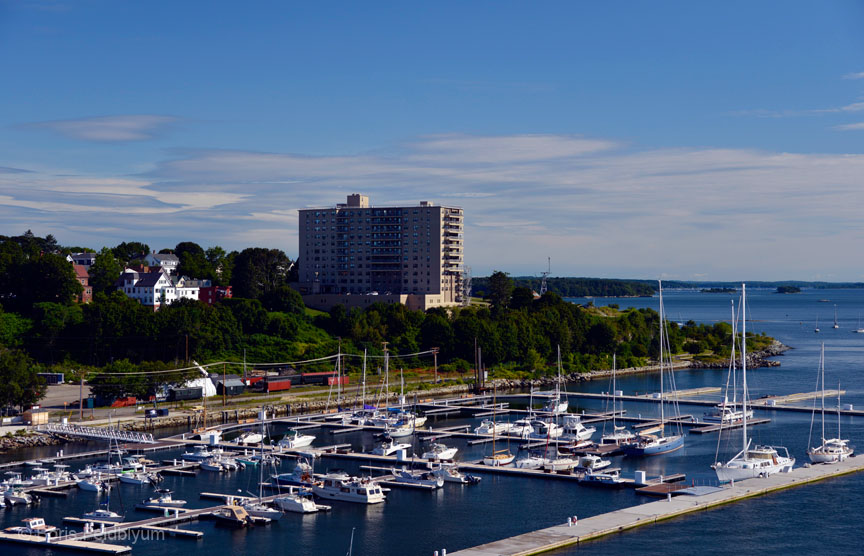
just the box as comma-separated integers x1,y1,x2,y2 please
539,257,551,296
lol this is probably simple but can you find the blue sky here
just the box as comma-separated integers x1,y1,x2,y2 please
2,1,864,280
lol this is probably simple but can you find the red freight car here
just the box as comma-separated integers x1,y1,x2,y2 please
327,376,349,386
261,379,291,393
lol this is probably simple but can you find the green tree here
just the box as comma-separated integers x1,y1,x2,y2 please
89,247,123,294
0,348,46,410
231,248,293,299
260,285,305,315
175,242,214,279
486,270,513,312
111,241,150,263
510,286,535,310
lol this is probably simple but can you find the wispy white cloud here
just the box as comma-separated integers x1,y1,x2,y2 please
23,115,179,142
3,133,864,279
733,101,864,118
843,71,864,80
834,122,864,131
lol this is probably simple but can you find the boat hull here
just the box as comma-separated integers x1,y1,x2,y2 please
623,435,684,456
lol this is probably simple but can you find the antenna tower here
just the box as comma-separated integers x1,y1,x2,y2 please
539,257,551,296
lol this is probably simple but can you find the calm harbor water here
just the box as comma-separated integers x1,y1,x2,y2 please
1,288,862,555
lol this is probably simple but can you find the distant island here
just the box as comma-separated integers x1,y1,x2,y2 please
776,285,802,294
701,287,736,293
472,276,654,298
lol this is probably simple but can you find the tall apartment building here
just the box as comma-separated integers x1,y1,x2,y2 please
297,194,464,311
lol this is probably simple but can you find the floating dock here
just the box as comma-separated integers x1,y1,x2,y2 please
448,456,864,556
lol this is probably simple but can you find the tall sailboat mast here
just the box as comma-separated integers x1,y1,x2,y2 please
658,280,665,427
741,283,748,454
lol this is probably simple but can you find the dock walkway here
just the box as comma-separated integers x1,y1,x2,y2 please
449,457,864,556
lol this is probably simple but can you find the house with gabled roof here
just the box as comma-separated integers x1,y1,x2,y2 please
143,252,180,275
117,268,200,310
72,264,92,303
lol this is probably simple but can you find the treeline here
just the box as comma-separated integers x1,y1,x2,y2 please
473,276,654,298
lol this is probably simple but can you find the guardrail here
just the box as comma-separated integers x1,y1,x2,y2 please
37,423,156,444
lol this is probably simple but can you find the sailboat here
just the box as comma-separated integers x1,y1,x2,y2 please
600,354,636,445
814,316,820,333
242,411,283,520
713,284,795,482
482,385,514,466
833,305,839,329
542,352,569,414
622,280,685,456
854,315,864,334
807,345,853,463
703,300,753,425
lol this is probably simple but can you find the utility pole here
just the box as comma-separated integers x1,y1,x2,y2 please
79,374,84,421
432,347,439,384
222,363,227,407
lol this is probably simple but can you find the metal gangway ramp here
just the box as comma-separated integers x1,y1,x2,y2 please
38,423,156,444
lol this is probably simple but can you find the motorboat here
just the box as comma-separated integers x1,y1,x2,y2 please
1,472,32,488
74,465,97,479
272,459,315,487
200,457,227,472
3,486,33,505
387,419,418,438
4,518,56,536
195,429,223,444
371,440,412,456
575,454,611,472
118,472,160,485
83,503,124,523
235,431,265,445
509,418,535,439
474,419,511,436
561,415,596,442
142,489,187,508
421,443,458,461
703,400,753,425
212,505,256,527
181,445,214,461
312,473,386,504
580,468,626,486
273,489,319,513
600,426,636,446
428,464,481,485
277,430,316,449
240,499,283,520
388,467,443,489
528,419,563,440
77,476,109,493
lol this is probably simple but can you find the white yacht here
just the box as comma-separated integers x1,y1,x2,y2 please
513,454,546,469
575,454,611,472
509,418,535,439
181,445,213,461
142,489,187,508
599,355,636,446
3,486,33,505
83,503,124,523
235,431,264,445
273,489,319,513
387,419,417,438
200,457,227,472
312,474,386,504
713,285,795,482
388,467,444,489
428,463,481,484
272,459,315,487
474,419,511,436
77,476,109,493
703,399,753,425
240,499,283,520
421,443,458,461
118,471,160,485
528,419,563,440
2,472,32,488
807,344,853,464
580,468,626,486
561,415,596,442
278,430,316,449
371,440,412,456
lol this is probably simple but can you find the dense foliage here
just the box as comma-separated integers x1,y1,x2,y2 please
473,276,655,298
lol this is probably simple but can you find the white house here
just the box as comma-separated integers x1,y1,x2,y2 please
117,269,200,310
143,252,180,274
66,252,97,267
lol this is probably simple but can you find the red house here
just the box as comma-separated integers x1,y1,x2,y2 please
72,264,92,303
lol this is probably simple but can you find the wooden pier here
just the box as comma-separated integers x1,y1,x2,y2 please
447,456,864,556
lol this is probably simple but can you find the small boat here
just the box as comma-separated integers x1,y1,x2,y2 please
854,315,864,333
2,472,33,488
272,459,316,487
200,457,227,472
509,418,535,439
513,454,546,470
118,472,160,485
580,468,626,486
575,454,611,472
195,429,223,444
180,445,213,461
23,461,42,468
421,443,458,461
833,306,839,329
273,489,319,513
3,486,33,505
74,465,97,479
428,464,481,485
5,517,56,536
77,476,109,493
372,440,412,457
312,473,386,504
528,419,563,440
814,317,820,333
212,505,256,527
235,431,264,446
277,430,316,449
388,467,444,489
561,415,596,442
473,419,511,436
600,356,636,446
142,489,186,508
83,503,124,523
387,419,417,438
240,499,283,520
483,451,515,467
703,400,753,425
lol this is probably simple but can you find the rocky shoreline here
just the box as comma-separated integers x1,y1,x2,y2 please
0,432,66,453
